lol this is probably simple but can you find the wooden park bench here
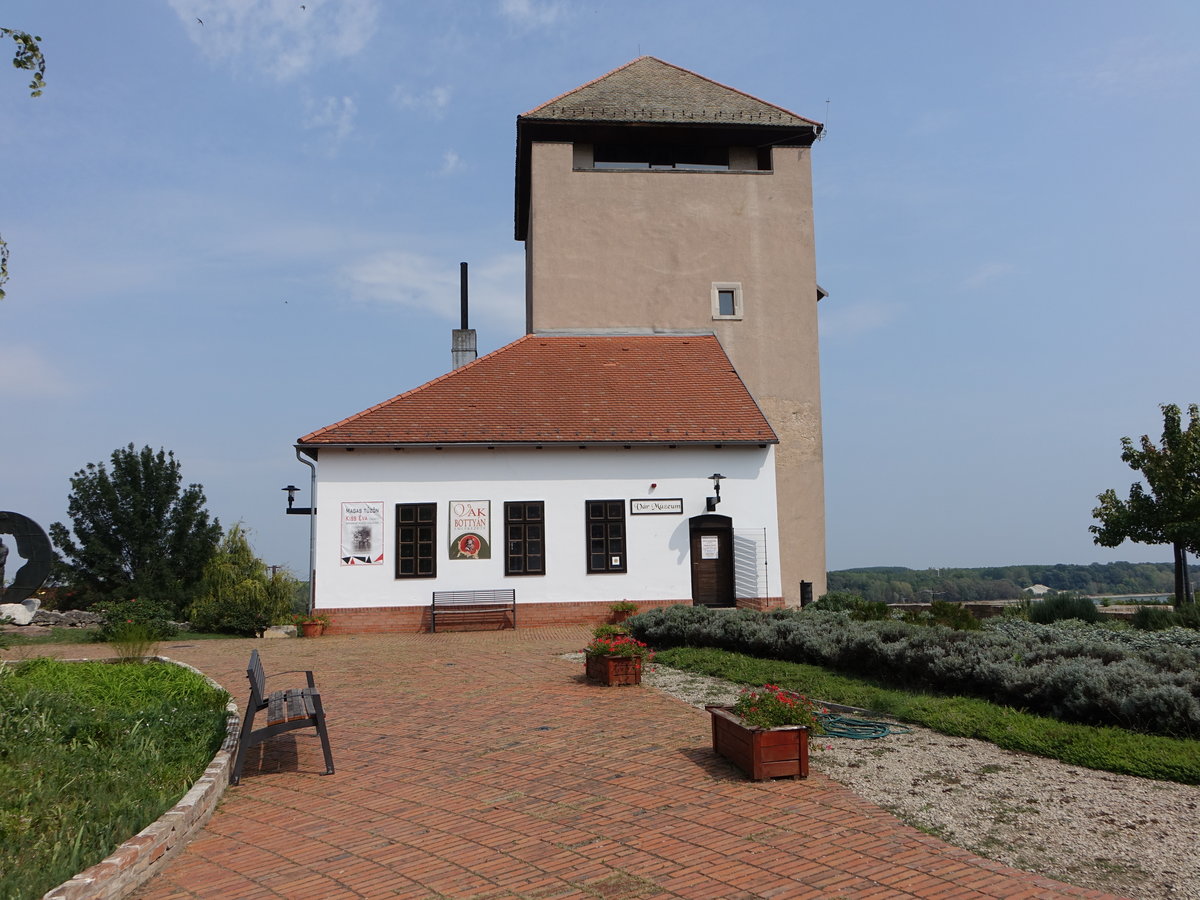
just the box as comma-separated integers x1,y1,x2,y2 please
430,589,516,632
231,649,335,785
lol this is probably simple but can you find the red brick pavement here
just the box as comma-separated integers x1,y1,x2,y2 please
38,628,1126,899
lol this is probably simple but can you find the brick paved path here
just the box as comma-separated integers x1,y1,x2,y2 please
79,628,1120,899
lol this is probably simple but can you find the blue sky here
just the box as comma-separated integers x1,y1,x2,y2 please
3,0,1197,578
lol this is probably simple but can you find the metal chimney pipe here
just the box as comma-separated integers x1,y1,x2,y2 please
460,261,468,330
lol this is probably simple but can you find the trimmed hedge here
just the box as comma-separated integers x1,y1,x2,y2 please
627,605,1200,738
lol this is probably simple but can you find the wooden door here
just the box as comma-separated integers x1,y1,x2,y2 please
690,515,734,607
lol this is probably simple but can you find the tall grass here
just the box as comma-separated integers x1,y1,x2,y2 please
656,646,1200,785
0,657,230,899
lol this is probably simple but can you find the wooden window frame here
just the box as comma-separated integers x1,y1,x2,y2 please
395,502,437,579
504,501,546,576
585,499,627,573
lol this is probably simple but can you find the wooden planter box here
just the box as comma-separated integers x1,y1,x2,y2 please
706,706,809,781
585,654,642,686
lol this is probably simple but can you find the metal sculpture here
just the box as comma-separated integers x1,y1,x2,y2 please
0,511,53,603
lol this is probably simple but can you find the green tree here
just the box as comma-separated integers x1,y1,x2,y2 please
1,27,46,300
49,444,222,615
1091,403,1200,607
189,525,296,636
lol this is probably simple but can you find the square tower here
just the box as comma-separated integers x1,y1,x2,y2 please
516,57,827,602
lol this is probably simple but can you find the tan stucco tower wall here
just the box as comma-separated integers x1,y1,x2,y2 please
525,140,826,602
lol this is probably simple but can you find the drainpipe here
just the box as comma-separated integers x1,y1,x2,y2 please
294,447,317,615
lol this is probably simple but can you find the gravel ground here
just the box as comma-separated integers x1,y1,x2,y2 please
639,661,1200,900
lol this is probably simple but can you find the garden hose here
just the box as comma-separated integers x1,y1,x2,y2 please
817,712,912,740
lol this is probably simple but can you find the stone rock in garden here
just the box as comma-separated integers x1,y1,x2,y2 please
0,599,38,625
31,608,104,627
263,625,297,639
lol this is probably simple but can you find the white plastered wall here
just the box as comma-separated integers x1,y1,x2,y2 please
309,445,780,609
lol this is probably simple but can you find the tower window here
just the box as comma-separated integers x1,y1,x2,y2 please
711,283,743,320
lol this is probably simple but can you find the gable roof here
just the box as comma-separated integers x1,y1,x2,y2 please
521,56,821,129
298,334,777,447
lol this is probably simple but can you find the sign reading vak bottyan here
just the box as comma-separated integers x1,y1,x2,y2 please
449,500,491,559
630,498,684,515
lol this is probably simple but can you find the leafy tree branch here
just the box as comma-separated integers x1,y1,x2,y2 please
1091,403,1200,606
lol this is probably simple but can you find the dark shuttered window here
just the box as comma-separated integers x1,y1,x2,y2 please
395,503,437,578
586,500,626,573
504,501,545,575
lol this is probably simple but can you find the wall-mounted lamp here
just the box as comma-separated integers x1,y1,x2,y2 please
282,484,314,516
706,473,725,512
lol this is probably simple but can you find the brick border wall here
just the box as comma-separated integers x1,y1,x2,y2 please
321,597,790,633
43,658,240,900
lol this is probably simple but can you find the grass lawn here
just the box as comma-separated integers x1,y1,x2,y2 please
0,657,230,900
655,646,1200,785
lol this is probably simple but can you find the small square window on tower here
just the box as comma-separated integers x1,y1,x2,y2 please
711,282,743,320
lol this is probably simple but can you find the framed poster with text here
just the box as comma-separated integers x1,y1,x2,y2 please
449,500,491,560
341,501,385,565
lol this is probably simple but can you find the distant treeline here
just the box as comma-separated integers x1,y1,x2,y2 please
826,562,1200,604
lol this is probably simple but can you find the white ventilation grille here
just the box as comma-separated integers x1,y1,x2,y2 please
733,528,768,599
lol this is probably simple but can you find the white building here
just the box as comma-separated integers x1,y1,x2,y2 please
298,335,782,631
295,58,828,632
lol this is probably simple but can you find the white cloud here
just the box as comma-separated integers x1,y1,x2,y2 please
498,0,566,29
438,149,465,176
818,300,898,339
961,262,1013,291
0,345,76,397
392,84,453,117
304,95,357,149
342,250,523,327
169,0,380,82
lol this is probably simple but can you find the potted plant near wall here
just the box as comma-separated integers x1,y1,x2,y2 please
293,612,331,637
608,599,639,625
706,685,824,781
583,633,653,686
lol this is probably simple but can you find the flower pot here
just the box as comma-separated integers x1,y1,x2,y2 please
706,705,809,781
300,622,325,638
609,610,632,625
585,654,642,686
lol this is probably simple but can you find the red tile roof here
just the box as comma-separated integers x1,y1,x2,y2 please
298,334,776,446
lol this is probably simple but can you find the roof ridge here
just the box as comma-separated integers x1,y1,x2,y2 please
519,56,822,128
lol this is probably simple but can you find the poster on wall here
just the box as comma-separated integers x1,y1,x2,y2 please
340,502,384,565
449,500,491,560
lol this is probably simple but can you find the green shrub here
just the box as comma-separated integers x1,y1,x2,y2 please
1132,606,1177,631
904,600,981,631
811,590,864,611
654,646,1200,784
189,525,295,637
1177,603,1200,630
96,596,179,642
813,591,891,621
627,605,1200,737
1029,593,1099,624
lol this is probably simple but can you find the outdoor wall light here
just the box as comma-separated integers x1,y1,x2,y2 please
706,473,725,512
282,484,313,516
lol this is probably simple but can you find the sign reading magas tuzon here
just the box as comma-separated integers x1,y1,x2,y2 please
630,498,683,515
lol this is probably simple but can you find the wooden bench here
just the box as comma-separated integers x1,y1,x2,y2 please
430,589,516,632
231,649,335,785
